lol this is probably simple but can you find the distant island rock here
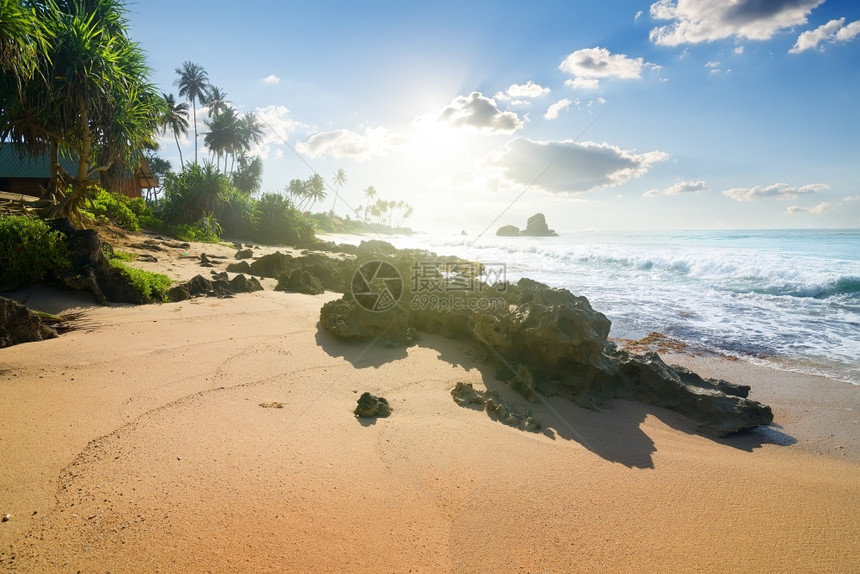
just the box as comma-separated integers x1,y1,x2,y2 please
496,213,558,237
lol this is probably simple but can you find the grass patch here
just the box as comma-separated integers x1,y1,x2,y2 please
108,259,171,302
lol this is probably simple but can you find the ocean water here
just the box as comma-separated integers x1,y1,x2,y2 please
373,229,860,385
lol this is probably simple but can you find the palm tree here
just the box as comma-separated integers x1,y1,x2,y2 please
161,93,189,169
204,107,240,172
175,61,209,163
364,185,377,202
330,168,347,217
240,112,264,147
203,85,229,115
306,173,326,211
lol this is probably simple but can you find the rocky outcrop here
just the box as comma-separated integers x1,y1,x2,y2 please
167,273,263,302
496,225,520,237
319,257,773,437
246,252,352,293
0,297,57,348
451,382,541,431
522,213,557,237
48,218,148,304
354,392,391,418
496,213,558,237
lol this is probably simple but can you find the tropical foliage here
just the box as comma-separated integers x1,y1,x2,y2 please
0,214,68,290
286,174,326,212
0,0,164,225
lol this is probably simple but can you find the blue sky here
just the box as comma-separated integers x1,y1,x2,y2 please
128,0,860,232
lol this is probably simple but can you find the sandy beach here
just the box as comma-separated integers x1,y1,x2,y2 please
1,234,858,573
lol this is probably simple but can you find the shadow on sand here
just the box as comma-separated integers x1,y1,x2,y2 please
315,325,796,469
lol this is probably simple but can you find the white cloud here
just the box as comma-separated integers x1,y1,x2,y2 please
296,126,405,161
786,202,831,214
559,47,657,90
249,105,309,159
644,180,710,198
733,46,745,55
722,182,829,202
544,99,572,120
484,138,669,194
507,81,550,99
649,0,825,46
564,77,600,90
790,18,860,53
261,74,280,85
434,92,524,134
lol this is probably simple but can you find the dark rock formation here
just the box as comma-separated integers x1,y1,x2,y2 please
249,252,353,293
167,273,262,302
354,392,391,418
496,213,558,237
225,260,252,274
496,225,520,237
48,218,149,304
319,260,773,436
522,213,557,237
276,270,325,295
0,297,57,348
235,249,254,259
451,382,540,431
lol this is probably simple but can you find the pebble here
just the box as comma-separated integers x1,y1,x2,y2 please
2,514,11,522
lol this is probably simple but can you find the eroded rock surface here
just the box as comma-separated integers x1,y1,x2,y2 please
319,247,773,437
354,392,391,418
0,297,57,348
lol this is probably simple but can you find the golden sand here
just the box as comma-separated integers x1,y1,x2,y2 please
1,235,857,573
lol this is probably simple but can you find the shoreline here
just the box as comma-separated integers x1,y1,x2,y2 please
1,232,858,572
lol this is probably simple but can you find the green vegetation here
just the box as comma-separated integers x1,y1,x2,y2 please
0,215,68,290
1,0,164,224
107,258,170,302
83,188,158,232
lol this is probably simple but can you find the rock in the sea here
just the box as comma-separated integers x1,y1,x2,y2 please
0,297,58,348
354,392,391,418
521,213,557,237
496,213,558,237
496,225,520,237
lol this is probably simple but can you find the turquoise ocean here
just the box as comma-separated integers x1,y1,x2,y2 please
373,229,860,386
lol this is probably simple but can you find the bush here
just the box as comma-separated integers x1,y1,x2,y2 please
255,193,315,246
86,188,157,232
165,222,221,243
0,215,69,291
158,162,232,225
107,259,171,302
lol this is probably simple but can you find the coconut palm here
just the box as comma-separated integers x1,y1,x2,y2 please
204,107,241,172
161,93,189,169
240,112,264,147
203,85,229,116
175,61,209,163
330,168,347,217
